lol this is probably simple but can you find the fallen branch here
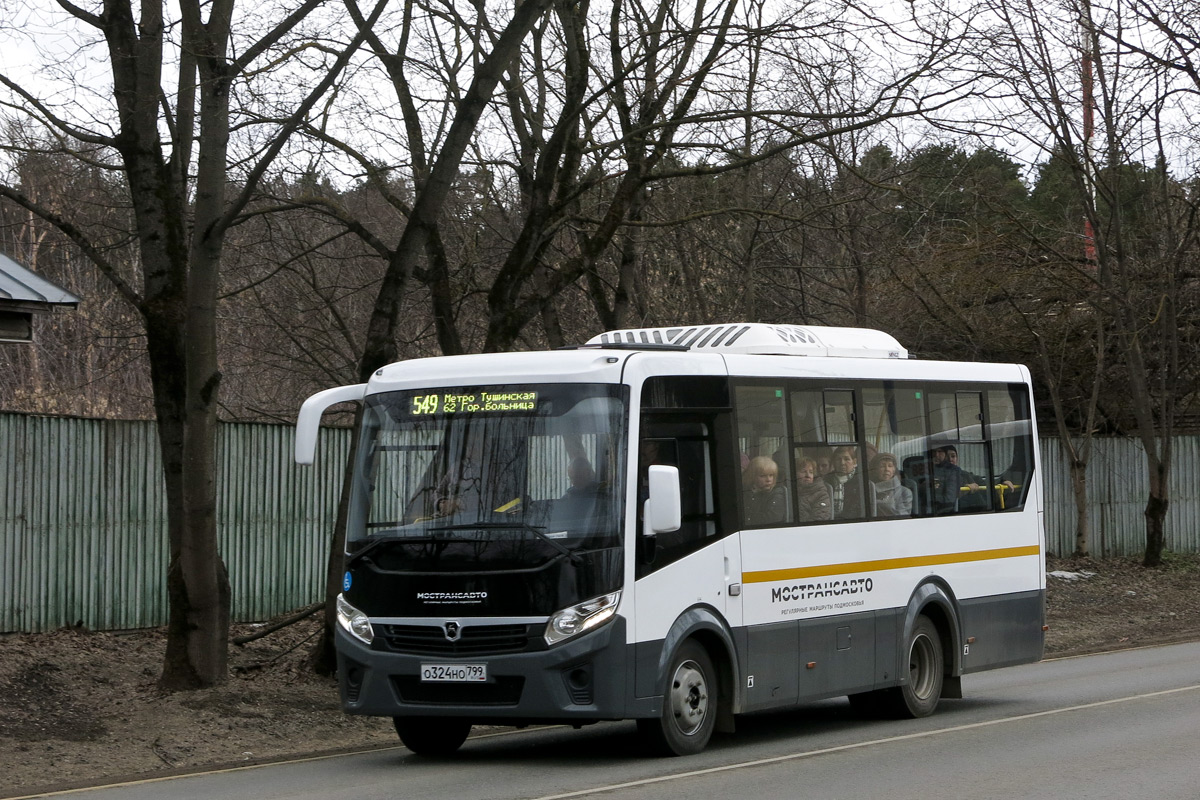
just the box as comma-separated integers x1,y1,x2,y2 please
233,602,324,645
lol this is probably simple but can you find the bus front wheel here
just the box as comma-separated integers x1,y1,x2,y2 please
393,716,471,756
638,640,717,756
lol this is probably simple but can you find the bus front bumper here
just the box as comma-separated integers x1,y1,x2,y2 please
334,616,632,724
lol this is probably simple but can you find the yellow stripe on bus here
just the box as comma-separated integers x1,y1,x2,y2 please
742,545,1041,584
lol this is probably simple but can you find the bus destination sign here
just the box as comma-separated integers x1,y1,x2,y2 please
410,390,538,416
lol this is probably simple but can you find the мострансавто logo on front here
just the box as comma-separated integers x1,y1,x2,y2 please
416,591,488,603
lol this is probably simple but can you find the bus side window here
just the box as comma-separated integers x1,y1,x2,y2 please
863,384,926,518
734,385,792,528
810,391,872,521
988,386,1033,511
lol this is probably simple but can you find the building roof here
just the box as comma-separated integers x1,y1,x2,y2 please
0,251,80,307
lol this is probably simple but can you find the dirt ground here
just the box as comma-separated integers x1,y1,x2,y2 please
2,553,1199,797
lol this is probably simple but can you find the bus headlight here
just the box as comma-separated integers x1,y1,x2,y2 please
545,592,620,646
336,594,374,645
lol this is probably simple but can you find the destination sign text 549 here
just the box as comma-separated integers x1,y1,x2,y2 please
410,390,538,415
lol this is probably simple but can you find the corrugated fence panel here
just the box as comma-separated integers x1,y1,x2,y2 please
2,413,350,632
1038,437,1070,555
1039,435,1200,557
3,410,1199,632
1169,436,1200,554
216,422,349,623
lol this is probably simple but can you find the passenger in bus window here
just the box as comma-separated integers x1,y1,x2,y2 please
824,446,876,519
931,446,982,514
945,446,984,483
812,447,833,477
795,457,832,522
870,453,912,518
743,456,789,525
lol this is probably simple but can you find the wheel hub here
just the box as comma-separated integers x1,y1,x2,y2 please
670,660,708,735
908,633,937,700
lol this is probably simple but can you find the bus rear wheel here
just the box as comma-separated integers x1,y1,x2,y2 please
637,640,717,756
393,717,471,756
889,615,944,718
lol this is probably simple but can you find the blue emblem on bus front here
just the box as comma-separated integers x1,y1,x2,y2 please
343,572,352,592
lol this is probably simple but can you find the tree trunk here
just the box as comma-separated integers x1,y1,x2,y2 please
1143,467,1169,567
611,187,647,329
426,230,464,356
146,312,194,687
539,276,567,349
146,282,231,689
1070,458,1090,557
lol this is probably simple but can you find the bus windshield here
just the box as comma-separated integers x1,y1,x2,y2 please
346,384,628,575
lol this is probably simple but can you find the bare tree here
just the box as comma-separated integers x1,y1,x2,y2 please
963,0,1200,564
0,0,380,687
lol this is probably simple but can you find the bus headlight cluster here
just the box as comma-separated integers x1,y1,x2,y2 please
336,594,374,645
545,592,620,646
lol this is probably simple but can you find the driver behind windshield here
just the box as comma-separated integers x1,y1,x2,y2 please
562,457,600,499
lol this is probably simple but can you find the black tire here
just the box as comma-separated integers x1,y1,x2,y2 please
637,640,717,756
392,717,471,756
885,614,944,718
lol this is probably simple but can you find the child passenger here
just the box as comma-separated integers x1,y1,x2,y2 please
743,456,789,525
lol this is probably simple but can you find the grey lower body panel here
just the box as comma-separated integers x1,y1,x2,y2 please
959,589,1045,673
735,610,879,712
336,617,637,724
706,590,1042,716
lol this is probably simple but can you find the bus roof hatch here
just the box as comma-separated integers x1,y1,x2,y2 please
585,323,908,359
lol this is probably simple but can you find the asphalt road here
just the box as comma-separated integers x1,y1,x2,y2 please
28,641,1200,800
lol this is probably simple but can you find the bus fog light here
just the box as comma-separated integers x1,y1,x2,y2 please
336,594,374,645
545,592,620,646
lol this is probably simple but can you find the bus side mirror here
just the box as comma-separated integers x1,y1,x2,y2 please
295,383,367,465
646,465,682,534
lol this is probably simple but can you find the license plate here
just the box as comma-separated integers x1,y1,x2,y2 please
420,663,487,682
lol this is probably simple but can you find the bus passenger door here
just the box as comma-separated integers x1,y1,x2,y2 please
633,421,738,695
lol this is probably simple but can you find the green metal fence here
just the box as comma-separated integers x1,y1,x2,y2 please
1,412,349,632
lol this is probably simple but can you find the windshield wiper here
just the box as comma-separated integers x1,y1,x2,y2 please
427,522,583,564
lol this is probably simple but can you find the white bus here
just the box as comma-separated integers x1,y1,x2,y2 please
295,323,1044,757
